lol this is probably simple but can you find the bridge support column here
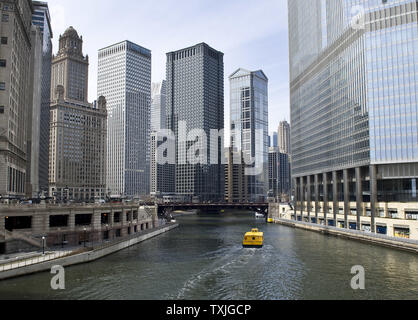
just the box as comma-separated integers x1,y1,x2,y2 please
300,177,304,218
355,167,363,231
314,174,319,224
307,175,312,222
343,169,350,229
332,171,338,225
323,173,328,225
293,178,299,220
370,165,377,233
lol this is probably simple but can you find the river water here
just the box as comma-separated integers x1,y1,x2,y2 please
0,211,417,300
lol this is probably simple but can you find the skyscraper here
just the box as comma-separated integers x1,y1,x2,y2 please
278,121,290,154
49,27,107,201
289,0,418,236
272,132,278,148
230,68,269,202
269,147,291,201
0,0,34,199
151,81,166,132
98,41,151,197
225,147,248,203
150,80,174,195
25,23,43,198
32,1,53,195
166,43,224,202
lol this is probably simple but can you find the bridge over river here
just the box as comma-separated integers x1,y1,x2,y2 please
156,202,270,216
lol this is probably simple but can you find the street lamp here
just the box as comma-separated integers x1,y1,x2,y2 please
42,236,45,255
83,227,87,247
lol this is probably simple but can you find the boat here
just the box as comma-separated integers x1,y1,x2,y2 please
243,228,264,248
255,212,264,219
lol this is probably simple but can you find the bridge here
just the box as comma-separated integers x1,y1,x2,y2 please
156,203,269,218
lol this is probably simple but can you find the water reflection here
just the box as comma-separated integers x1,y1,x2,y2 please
0,211,417,300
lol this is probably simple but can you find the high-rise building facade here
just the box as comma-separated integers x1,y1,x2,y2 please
25,24,43,198
289,0,418,237
49,27,107,201
166,43,224,202
151,80,166,132
268,147,291,201
278,121,290,154
225,147,248,203
230,68,269,202
150,131,175,195
0,0,34,199
98,41,151,197
32,1,52,195
150,80,174,195
271,132,278,148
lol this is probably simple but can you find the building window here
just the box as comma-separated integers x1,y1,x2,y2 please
2,14,9,22
0,59,6,67
0,106,4,114
1,37,7,45
0,82,5,90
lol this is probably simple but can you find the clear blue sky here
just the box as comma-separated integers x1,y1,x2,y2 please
49,0,290,135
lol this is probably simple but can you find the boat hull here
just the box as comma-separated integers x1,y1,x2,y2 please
243,244,263,249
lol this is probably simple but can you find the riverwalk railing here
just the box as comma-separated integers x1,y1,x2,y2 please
0,251,73,272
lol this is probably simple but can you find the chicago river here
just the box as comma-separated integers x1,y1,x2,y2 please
0,212,417,300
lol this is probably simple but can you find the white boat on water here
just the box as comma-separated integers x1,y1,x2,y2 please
255,212,264,219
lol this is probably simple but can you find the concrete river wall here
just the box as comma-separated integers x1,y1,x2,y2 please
0,223,179,280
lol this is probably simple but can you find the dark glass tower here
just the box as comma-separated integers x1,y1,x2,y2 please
166,43,224,202
32,1,53,196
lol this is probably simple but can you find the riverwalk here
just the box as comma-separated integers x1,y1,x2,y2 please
0,223,179,280
273,218,418,254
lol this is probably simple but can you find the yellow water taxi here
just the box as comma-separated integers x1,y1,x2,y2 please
243,228,264,248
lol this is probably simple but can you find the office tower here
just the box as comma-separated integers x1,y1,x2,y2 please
166,43,224,202
150,131,175,196
225,147,248,203
32,1,53,195
0,0,33,199
150,80,172,195
151,81,166,132
25,24,43,197
98,41,151,197
230,68,269,202
289,0,418,237
278,121,290,154
272,132,278,148
49,27,107,201
269,147,291,201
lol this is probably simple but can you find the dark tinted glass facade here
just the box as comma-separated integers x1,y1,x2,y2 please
166,43,224,202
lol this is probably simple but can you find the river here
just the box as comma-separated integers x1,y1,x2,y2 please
0,211,417,300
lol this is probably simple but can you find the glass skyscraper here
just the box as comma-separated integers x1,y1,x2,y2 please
289,0,418,235
166,43,224,202
98,41,151,197
230,68,269,202
151,80,167,132
32,1,53,195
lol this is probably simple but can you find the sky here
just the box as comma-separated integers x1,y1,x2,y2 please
48,0,290,137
